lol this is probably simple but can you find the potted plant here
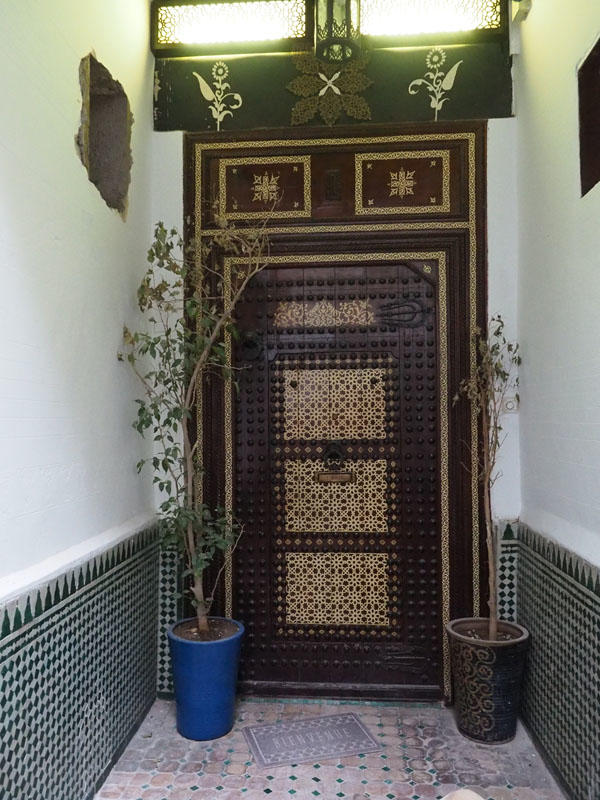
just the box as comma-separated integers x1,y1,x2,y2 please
447,314,529,743
120,220,268,740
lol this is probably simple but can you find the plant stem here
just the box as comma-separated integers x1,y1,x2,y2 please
123,221,269,637
455,316,519,642
482,401,498,641
181,230,268,633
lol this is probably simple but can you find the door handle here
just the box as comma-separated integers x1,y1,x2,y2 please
323,441,344,463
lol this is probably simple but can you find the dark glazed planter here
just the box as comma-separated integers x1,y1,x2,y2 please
168,617,244,741
446,617,529,744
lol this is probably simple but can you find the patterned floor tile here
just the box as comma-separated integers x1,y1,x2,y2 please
94,698,566,800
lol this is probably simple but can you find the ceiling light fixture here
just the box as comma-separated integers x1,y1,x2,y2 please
315,0,361,63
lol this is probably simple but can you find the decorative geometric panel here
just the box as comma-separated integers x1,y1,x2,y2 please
283,368,386,440
286,552,389,627
355,151,450,215
284,459,388,533
274,298,375,328
219,156,311,219
360,0,501,35
154,0,306,45
0,527,159,800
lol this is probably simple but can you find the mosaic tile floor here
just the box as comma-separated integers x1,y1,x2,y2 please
95,698,566,800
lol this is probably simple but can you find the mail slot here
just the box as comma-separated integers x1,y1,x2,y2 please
316,471,355,484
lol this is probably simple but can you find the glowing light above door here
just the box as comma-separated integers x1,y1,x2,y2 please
154,0,306,47
360,0,501,36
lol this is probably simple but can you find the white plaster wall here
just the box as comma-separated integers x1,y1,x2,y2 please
149,131,184,512
0,0,156,590
487,118,521,522
515,1,600,564
151,132,184,231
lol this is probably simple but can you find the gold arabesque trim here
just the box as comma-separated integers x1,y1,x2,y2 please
197,132,476,153
467,134,480,617
355,150,451,215
218,155,311,220
223,261,234,618
198,220,470,237
437,251,451,697
275,298,376,329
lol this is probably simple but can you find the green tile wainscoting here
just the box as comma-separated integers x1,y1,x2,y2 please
498,526,518,623
0,526,160,800
499,523,600,800
157,546,182,697
2,520,593,799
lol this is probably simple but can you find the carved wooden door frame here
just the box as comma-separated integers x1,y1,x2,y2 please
184,123,488,700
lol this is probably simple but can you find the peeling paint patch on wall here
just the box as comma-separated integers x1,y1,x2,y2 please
76,54,133,217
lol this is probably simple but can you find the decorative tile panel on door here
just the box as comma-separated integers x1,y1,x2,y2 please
186,124,487,701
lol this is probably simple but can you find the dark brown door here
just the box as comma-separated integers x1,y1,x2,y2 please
232,255,443,698
189,125,487,700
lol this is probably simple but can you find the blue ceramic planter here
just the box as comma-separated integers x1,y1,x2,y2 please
168,617,244,740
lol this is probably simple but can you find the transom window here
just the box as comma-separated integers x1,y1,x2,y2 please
151,0,503,55
154,0,307,47
361,0,501,36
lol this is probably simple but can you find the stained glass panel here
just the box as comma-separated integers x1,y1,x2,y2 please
156,1,306,45
361,0,501,36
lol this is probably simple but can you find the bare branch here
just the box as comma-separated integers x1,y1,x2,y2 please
454,314,520,641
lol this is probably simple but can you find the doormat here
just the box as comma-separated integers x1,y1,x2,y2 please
242,712,381,768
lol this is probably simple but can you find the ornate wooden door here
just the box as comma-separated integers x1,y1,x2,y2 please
232,257,442,697
188,125,487,699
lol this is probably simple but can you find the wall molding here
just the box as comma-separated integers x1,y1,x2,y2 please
0,519,157,641
0,512,156,607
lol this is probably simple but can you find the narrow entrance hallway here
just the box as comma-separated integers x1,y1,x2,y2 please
94,699,565,800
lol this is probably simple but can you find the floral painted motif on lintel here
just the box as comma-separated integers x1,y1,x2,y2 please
287,52,373,127
408,48,463,121
193,61,243,131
